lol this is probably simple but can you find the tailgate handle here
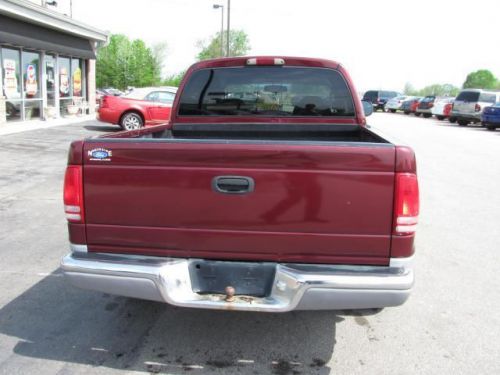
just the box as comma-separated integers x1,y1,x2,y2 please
212,176,255,194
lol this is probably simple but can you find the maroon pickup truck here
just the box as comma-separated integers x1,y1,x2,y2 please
61,56,419,312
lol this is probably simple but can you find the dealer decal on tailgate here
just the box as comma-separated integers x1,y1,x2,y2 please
88,148,112,161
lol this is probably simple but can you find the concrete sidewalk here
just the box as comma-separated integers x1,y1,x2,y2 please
0,114,97,136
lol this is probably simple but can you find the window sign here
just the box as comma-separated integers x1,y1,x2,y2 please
3,59,20,99
25,64,38,97
73,67,82,96
60,66,70,96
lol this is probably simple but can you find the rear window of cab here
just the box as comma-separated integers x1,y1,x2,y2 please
456,91,480,102
178,66,355,117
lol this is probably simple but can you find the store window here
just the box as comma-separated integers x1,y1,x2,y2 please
22,50,41,120
1,47,22,122
59,57,86,117
71,58,83,97
2,48,88,121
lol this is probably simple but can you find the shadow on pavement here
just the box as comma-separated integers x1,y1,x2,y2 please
0,271,341,374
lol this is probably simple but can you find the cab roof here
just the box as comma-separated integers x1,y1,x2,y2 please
191,56,342,70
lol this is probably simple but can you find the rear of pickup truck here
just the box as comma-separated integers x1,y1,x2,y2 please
61,57,418,312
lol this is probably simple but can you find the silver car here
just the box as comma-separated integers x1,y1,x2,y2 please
385,95,412,113
451,89,500,126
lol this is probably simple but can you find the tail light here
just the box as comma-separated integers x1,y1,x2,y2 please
444,103,452,116
246,57,285,65
475,103,481,112
100,96,109,109
428,103,434,108
63,165,84,223
393,173,419,235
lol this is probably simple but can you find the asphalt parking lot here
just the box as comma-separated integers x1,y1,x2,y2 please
0,114,499,375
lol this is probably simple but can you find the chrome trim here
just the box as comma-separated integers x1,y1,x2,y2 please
389,255,414,270
61,249,414,312
70,244,88,253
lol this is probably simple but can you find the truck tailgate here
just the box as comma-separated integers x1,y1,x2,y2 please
83,139,396,265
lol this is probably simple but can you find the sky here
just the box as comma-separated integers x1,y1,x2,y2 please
54,0,500,92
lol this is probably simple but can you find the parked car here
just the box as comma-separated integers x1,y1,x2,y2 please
97,86,178,130
481,102,500,131
451,89,500,126
95,89,106,108
431,97,454,120
385,95,412,113
401,97,422,115
362,90,400,111
62,56,419,313
415,96,436,118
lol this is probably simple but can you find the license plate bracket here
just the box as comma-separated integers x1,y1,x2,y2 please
188,260,276,297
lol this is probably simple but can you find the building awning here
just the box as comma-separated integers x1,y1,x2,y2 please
0,14,95,59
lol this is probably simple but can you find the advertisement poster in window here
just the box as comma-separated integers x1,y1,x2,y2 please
73,67,82,96
25,64,38,97
60,67,69,96
3,59,19,99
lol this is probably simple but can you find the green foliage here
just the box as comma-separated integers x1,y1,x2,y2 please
96,34,164,90
403,82,418,96
196,29,251,61
163,71,185,87
404,82,460,97
463,69,498,89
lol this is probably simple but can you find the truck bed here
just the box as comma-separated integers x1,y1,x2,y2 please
139,123,389,143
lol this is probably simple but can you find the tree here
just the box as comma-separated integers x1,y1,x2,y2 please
151,42,168,83
96,34,164,89
403,82,417,96
463,69,498,89
163,71,185,87
196,29,251,60
404,82,460,97
418,84,460,97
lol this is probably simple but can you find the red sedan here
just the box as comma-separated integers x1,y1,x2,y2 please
97,87,177,130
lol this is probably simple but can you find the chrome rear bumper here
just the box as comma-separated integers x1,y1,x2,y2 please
61,246,414,312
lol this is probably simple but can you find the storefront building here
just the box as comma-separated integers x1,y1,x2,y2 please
0,0,108,125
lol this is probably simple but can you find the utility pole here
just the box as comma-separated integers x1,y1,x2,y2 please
213,4,224,57
226,0,230,57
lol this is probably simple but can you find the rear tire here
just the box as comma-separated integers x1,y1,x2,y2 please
423,113,432,118
448,117,457,123
436,115,445,121
6,102,17,118
414,112,421,117
486,124,497,131
404,111,410,115
457,119,469,126
389,109,396,113
120,112,144,130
